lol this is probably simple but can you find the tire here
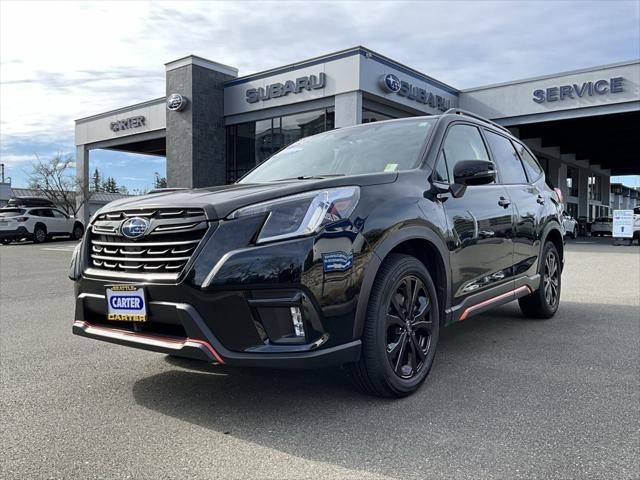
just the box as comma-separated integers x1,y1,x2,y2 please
1,238,11,245
346,254,440,398
519,242,561,319
571,227,577,239
71,223,84,240
33,225,47,244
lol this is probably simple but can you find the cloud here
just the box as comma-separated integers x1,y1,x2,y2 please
1,0,639,190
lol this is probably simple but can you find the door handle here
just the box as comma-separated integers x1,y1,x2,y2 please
498,196,511,208
537,195,545,205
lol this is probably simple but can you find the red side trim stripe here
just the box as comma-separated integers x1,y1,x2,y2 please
74,320,225,364
459,285,532,321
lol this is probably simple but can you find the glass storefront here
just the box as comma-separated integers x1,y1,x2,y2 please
362,109,395,123
226,108,334,183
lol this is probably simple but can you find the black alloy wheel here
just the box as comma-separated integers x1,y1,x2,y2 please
386,275,433,379
519,241,561,319
542,250,560,309
346,254,440,397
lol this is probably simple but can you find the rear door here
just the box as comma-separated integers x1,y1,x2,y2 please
51,209,72,233
434,123,515,304
484,131,543,278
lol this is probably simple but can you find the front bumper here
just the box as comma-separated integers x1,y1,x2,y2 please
72,298,361,368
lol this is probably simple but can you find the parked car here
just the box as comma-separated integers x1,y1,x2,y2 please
0,207,84,244
590,217,613,236
562,212,578,238
70,110,564,397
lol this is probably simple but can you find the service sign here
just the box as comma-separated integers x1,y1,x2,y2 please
612,210,634,238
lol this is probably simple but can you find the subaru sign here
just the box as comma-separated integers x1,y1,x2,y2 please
378,74,452,111
167,93,187,111
380,74,401,93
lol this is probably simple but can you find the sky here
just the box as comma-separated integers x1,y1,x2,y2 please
1,0,639,191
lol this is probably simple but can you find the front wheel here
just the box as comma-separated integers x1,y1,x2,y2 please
71,224,84,240
519,241,561,319
346,254,440,398
1,238,11,245
571,226,578,239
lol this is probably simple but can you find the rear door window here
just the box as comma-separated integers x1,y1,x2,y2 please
484,130,527,184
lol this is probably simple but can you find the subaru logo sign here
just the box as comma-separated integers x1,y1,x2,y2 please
120,217,150,239
380,74,401,93
167,93,187,111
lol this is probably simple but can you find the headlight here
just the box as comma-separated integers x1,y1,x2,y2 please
227,186,360,244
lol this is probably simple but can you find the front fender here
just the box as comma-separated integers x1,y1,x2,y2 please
352,224,451,340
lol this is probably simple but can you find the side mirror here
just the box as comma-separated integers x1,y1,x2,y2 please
451,160,496,197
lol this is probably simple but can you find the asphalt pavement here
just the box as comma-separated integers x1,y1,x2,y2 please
1,237,638,479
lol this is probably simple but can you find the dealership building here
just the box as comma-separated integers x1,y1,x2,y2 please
74,46,640,224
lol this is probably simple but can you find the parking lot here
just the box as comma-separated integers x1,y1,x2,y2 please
1,238,638,480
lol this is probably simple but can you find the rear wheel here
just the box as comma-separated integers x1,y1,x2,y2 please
346,254,439,398
519,241,561,319
33,225,47,244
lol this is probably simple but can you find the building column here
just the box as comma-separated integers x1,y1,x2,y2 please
334,91,362,128
76,145,90,225
165,56,238,188
578,166,589,219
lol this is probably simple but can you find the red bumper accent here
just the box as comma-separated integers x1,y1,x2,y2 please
73,320,225,364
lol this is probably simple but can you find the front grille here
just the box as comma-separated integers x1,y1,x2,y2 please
87,207,208,278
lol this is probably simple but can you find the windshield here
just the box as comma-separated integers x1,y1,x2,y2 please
0,208,26,217
239,118,436,184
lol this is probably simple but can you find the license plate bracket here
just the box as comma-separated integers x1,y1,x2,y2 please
106,285,147,322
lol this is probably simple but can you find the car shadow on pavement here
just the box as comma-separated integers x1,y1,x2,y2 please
132,300,638,478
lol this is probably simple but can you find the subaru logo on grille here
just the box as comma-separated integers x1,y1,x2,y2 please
120,217,150,239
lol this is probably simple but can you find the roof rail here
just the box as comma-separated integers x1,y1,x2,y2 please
443,108,511,134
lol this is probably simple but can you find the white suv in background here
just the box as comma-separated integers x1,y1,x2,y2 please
0,207,84,244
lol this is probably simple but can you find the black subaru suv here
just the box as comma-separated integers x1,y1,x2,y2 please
70,109,564,397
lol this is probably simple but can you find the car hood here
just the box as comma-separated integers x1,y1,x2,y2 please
96,172,398,220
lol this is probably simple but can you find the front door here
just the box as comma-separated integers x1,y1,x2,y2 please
434,123,515,305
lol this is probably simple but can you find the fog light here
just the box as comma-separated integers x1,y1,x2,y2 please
290,306,305,337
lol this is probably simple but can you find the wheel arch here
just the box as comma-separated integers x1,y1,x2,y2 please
33,221,47,233
353,227,451,340
541,220,564,269
72,221,84,232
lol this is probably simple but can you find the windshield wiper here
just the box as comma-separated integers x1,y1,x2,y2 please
275,174,345,181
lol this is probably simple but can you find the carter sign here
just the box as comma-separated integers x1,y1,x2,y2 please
109,116,146,132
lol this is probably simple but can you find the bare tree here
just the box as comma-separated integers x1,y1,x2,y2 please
28,153,91,216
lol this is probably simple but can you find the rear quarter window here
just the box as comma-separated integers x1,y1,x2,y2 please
513,141,543,181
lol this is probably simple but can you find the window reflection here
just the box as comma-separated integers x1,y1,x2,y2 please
226,108,334,183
